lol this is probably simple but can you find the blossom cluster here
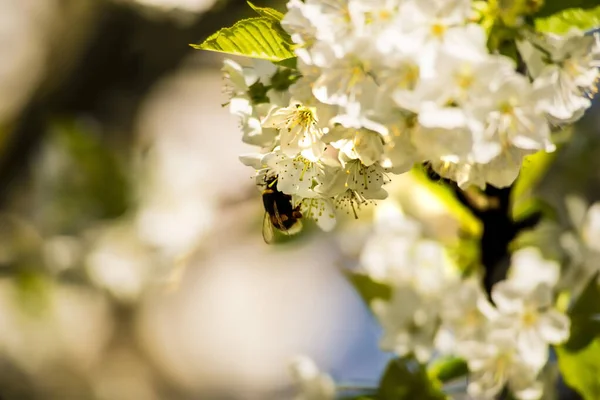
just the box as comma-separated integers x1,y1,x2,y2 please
285,201,574,400
363,202,570,399
281,187,600,400
227,0,600,231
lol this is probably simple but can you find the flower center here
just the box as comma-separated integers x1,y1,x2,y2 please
456,64,474,90
293,106,317,128
522,308,539,327
398,64,420,90
293,156,313,182
464,309,481,328
430,22,447,38
499,97,518,115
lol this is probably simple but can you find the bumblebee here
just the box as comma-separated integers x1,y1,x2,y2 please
261,175,303,243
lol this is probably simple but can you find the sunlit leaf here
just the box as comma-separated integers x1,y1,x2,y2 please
410,165,482,238
536,5,600,33
274,57,298,69
247,1,284,21
510,150,557,222
490,0,543,28
378,358,446,400
534,1,600,19
345,271,392,305
191,17,296,63
565,272,600,351
557,338,600,400
427,357,468,383
447,236,481,275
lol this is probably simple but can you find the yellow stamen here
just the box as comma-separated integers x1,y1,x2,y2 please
431,22,447,38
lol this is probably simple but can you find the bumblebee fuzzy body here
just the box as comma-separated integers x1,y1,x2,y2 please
261,176,303,243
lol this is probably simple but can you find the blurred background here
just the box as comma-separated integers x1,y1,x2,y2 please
0,1,393,399
1,1,599,399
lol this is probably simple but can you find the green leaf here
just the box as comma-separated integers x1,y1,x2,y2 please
536,5,600,33
447,236,481,276
557,339,600,399
50,119,130,224
191,17,295,62
378,358,446,400
489,0,544,28
510,150,557,222
247,1,284,21
345,271,392,305
565,272,600,351
274,57,298,69
427,357,469,383
535,1,600,19
410,165,482,238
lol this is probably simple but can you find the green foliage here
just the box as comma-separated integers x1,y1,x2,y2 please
270,68,300,91
564,272,600,351
191,17,296,64
49,120,130,227
275,57,298,69
15,270,50,316
247,80,271,104
557,339,600,400
247,1,284,21
427,357,469,383
534,0,600,19
378,358,446,400
486,22,519,61
510,150,557,223
345,271,392,305
410,165,482,238
447,236,481,276
489,0,544,27
536,5,600,33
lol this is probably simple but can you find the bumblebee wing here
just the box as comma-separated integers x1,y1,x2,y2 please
272,201,288,233
262,212,275,244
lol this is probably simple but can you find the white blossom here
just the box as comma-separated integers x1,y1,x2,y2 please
289,356,335,400
436,278,496,353
468,74,554,164
460,330,544,400
560,197,600,292
220,3,600,399
379,115,423,173
298,197,337,231
317,158,388,208
308,39,380,107
263,102,326,160
372,284,438,363
490,248,570,370
303,0,361,45
263,150,324,198
519,29,600,123
413,104,474,163
282,0,318,46
223,60,279,147
390,0,474,75
234,0,597,213
324,125,384,166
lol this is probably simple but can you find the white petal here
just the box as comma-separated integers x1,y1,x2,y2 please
509,247,560,289
239,153,265,169
301,198,337,231
538,311,570,345
491,281,526,314
516,328,549,370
